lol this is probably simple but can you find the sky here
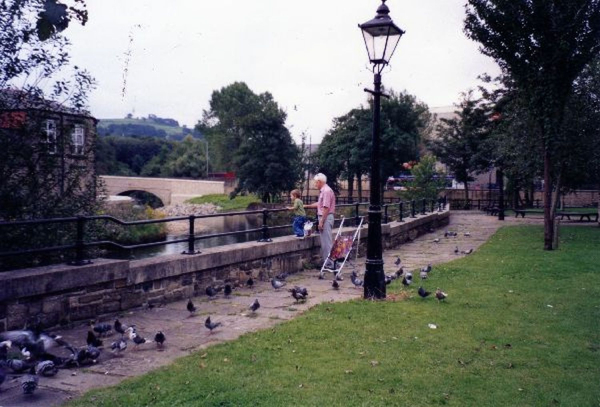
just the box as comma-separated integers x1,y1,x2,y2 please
66,0,500,143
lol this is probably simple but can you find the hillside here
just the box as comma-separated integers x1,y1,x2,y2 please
98,116,200,140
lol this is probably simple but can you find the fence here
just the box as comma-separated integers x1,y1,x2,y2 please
0,198,446,270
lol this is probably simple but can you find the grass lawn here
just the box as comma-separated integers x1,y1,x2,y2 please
67,226,600,407
186,194,262,212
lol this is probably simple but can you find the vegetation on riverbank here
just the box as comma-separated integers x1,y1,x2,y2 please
96,205,167,245
186,194,261,212
67,225,600,406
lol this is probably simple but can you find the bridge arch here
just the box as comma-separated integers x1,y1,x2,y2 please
117,190,165,208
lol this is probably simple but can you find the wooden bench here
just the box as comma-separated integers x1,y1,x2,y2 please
557,212,599,222
514,209,598,222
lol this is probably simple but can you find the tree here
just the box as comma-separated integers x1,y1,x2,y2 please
428,91,489,204
465,0,600,249
316,90,430,200
403,155,447,202
197,82,264,172
232,96,300,202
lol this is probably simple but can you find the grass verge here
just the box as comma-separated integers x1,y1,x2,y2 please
66,225,600,406
186,194,261,212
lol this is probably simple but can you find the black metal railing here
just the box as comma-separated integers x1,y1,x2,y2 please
0,197,447,269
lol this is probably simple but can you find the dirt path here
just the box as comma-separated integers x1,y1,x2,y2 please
0,212,534,406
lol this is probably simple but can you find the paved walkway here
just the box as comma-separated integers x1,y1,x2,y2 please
0,213,537,406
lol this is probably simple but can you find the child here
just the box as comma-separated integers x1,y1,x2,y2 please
287,189,306,238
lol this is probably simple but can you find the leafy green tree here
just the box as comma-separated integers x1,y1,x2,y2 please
403,155,447,202
197,82,264,172
316,90,430,201
428,91,489,203
465,0,600,249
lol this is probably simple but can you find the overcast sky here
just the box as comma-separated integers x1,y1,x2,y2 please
66,0,499,143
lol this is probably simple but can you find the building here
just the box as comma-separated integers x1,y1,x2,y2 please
0,89,98,218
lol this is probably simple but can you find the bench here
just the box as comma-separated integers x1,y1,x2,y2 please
557,212,599,222
514,209,599,222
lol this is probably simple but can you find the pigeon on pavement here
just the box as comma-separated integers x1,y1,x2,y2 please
271,278,286,289
249,299,260,313
205,317,222,334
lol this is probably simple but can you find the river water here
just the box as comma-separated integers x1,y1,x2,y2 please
105,213,295,260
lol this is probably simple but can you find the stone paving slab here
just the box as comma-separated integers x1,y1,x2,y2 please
0,212,534,407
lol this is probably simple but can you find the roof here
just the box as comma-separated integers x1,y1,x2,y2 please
0,88,96,121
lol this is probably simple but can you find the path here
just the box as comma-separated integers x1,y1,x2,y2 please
0,212,530,406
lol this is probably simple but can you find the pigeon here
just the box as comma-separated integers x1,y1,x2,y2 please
423,264,432,273
154,331,166,348
275,272,289,281
87,330,103,347
419,271,428,280
385,275,393,285
386,273,397,281
289,287,308,302
394,256,401,266
91,321,112,337
444,231,450,238
271,278,286,289
0,362,6,389
462,248,473,255
132,333,147,349
35,360,58,376
405,272,413,281
332,279,340,290
350,273,363,288
114,319,130,336
187,298,197,315
224,284,232,297
21,374,38,395
454,246,459,255
206,286,218,298
7,358,31,373
246,277,254,288
0,340,10,361
464,232,471,237
205,317,221,334
110,337,128,354
435,288,448,301
395,267,404,279
249,299,260,313
84,345,101,361
418,286,431,298
402,276,412,286
433,238,440,243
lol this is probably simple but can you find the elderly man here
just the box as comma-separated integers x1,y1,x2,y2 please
305,173,336,268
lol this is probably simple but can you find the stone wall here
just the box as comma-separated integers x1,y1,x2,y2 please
0,210,449,332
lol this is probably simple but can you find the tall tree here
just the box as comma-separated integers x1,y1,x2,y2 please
428,91,489,203
316,90,429,200
465,0,600,249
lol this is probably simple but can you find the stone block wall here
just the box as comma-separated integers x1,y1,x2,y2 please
0,210,449,331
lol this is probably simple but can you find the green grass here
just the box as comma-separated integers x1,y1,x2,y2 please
186,194,262,212
66,226,600,407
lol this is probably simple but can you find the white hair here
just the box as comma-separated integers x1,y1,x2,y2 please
314,173,327,183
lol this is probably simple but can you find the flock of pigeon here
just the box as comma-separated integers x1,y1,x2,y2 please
0,230,467,397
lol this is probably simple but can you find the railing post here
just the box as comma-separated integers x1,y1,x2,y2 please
399,202,404,222
182,215,200,254
355,203,360,227
69,216,92,266
477,199,481,210
411,200,416,218
384,204,389,224
258,209,272,242
422,198,427,214
430,199,435,213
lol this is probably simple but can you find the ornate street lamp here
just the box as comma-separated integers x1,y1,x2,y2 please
359,0,404,299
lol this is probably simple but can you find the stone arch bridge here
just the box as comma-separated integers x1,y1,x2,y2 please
99,175,226,206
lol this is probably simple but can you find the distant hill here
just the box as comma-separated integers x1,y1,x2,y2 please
98,115,201,140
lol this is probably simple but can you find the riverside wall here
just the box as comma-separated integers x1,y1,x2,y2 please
0,210,449,331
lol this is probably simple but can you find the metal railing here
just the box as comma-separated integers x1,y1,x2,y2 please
0,197,447,268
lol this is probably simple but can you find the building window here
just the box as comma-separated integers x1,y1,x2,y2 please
43,119,57,154
71,124,85,155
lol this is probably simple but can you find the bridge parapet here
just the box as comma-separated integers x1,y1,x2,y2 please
100,175,225,205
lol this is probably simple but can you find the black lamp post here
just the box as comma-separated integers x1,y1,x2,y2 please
359,0,404,299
